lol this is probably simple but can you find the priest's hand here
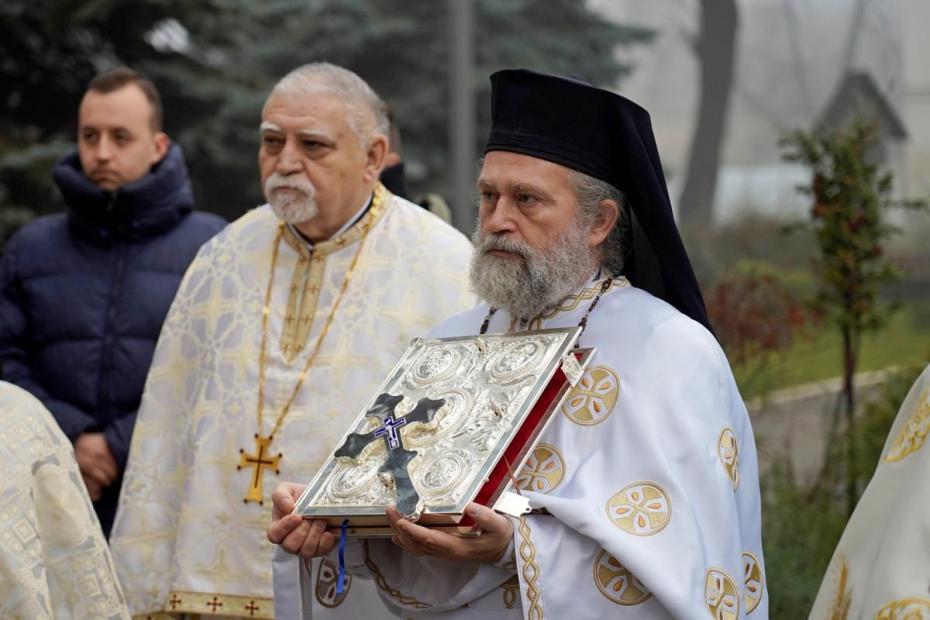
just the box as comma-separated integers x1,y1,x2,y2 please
387,503,513,563
267,481,338,559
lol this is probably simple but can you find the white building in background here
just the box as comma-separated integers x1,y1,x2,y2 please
591,0,923,223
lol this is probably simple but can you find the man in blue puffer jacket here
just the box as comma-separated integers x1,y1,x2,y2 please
0,67,225,536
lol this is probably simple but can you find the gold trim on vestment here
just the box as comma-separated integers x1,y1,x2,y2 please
885,389,930,463
826,553,851,620
517,516,544,619
508,276,630,331
143,590,274,618
876,597,930,619
362,539,432,609
500,575,520,609
279,192,391,362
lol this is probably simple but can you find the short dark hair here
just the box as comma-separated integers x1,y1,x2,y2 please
86,67,163,132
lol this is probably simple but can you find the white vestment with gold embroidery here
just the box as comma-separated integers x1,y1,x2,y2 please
0,382,130,619
109,194,475,619
278,276,767,619
809,365,930,620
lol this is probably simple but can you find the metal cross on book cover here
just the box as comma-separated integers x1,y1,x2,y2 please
294,327,594,536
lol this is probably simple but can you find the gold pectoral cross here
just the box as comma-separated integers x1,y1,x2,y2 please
238,434,282,504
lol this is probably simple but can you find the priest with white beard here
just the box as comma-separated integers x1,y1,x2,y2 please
109,63,474,619
268,69,767,619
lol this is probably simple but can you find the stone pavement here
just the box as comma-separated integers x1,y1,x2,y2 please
746,368,897,481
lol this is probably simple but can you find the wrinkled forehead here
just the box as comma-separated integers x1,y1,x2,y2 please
478,150,575,192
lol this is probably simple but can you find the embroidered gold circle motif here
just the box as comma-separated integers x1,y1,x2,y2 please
316,558,351,607
593,549,652,605
718,427,740,490
561,365,620,425
517,444,565,493
705,568,740,620
742,552,764,614
606,482,671,536
876,598,930,619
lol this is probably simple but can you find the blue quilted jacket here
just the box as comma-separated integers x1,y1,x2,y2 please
0,144,225,535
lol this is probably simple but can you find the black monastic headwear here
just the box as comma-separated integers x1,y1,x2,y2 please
485,69,711,331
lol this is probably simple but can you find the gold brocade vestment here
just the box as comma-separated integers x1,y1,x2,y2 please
0,382,130,619
110,193,475,619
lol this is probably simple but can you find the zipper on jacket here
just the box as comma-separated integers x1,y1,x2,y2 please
95,217,127,427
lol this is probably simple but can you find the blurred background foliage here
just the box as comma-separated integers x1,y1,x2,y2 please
0,0,653,225
762,363,925,616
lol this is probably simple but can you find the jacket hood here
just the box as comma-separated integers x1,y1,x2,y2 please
54,143,195,243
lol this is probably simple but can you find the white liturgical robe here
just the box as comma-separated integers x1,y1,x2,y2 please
110,190,475,619
0,381,130,619
808,364,930,619
275,275,767,619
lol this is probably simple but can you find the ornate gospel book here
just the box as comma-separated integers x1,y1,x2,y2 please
294,327,593,536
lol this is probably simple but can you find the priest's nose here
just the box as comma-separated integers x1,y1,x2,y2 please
275,140,303,175
482,196,519,236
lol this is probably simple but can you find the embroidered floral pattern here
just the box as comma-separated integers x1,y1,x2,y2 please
606,482,671,536
315,558,351,608
561,365,620,426
742,552,764,613
517,444,566,493
876,598,930,619
593,549,652,605
705,568,740,620
718,427,740,490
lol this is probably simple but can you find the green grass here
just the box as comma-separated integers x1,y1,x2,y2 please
734,304,930,399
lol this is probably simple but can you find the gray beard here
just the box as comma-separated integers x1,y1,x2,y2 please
267,192,319,224
264,173,319,224
469,223,596,320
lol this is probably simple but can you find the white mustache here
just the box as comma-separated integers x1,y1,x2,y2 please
264,173,316,199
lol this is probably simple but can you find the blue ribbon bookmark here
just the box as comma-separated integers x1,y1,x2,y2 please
337,519,349,594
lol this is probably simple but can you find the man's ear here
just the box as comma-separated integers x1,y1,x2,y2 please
588,198,620,247
152,132,170,165
364,134,389,182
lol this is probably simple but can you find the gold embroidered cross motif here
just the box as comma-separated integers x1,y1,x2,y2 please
238,434,282,504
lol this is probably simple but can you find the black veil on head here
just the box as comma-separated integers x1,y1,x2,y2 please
484,69,711,332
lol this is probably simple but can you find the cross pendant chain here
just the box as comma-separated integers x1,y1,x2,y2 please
243,186,386,505
238,434,282,504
